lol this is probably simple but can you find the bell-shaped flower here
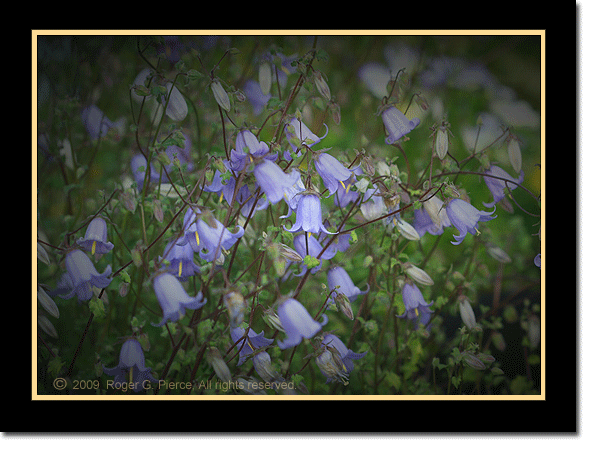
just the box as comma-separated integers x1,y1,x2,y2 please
244,79,272,115
396,282,433,329
253,159,301,205
327,266,369,303
77,217,114,256
152,272,207,327
284,192,336,235
230,327,274,366
59,249,112,302
413,194,451,237
482,165,524,208
81,105,123,141
360,185,388,221
276,298,327,349
291,233,337,276
318,333,367,384
445,198,496,245
222,176,269,217
103,338,158,392
313,151,355,196
284,117,328,159
161,239,200,281
179,207,244,262
381,106,420,144
130,153,160,190
229,129,275,172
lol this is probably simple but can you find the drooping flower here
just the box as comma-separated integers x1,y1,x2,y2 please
253,159,301,205
381,106,421,144
152,272,207,327
313,151,355,196
130,153,160,190
396,282,433,329
482,165,524,208
445,198,496,245
327,266,369,303
59,249,112,302
230,327,274,366
229,129,276,172
161,239,200,281
284,117,328,159
276,298,327,349
284,193,336,235
103,338,158,392
413,193,451,237
243,79,271,115
81,105,123,140
77,217,114,256
317,333,367,384
179,207,244,263
292,233,337,275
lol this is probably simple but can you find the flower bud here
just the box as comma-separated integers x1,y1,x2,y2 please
211,79,230,112
259,61,272,95
206,347,232,383
315,347,349,385
434,126,449,160
163,82,188,122
394,218,421,241
334,292,354,320
461,351,486,370
262,307,285,333
224,291,247,328
458,296,478,330
507,134,522,174
38,315,58,339
313,70,331,101
403,262,434,286
527,315,540,349
485,243,512,264
38,285,59,319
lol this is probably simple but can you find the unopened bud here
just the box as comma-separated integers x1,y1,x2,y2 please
329,101,341,125
313,70,331,101
224,291,247,328
458,296,478,331
403,262,434,286
507,134,522,174
315,347,349,385
527,315,540,349
163,82,188,122
434,125,449,160
394,218,421,241
38,285,59,319
211,79,230,112
206,347,232,383
461,351,486,370
259,62,272,95
38,315,58,339
262,308,285,333
486,243,512,264
334,292,354,320
415,94,429,111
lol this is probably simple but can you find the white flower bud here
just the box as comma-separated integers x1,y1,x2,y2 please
313,70,331,101
206,347,232,383
211,79,230,112
403,263,434,286
486,243,512,264
38,315,58,339
224,291,247,328
394,218,420,241
259,62,272,95
164,82,188,122
507,135,522,174
38,286,59,319
435,126,449,160
459,297,478,331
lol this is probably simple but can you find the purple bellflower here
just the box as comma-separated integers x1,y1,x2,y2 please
253,159,301,205
179,207,244,262
327,266,369,303
81,104,123,141
317,333,367,384
381,106,421,144
130,153,160,189
230,327,274,366
103,338,158,392
77,217,114,256
229,129,276,172
482,165,524,208
445,198,496,245
284,117,328,159
152,272,207,327
313,151,355,196
292,233,337,276
276,298,328,349
161,239,200,281
284,193,336,235
397,282,434,329
59,249,112,302
244,79,272,115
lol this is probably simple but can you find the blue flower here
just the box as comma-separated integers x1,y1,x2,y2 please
317,333,367,384
292,233,337,276
284,193,336,235
244,79,271,115
59,249,112,302
276,298,327,349
179,207,244,262
152,272,207,327
396,282,433,329
381,106,420,144
445,198,496,245
81,105,123,140
230,327,274,366
130,153,160,189
284,117,328,159
103,338,158,392
313,151,354,196
327,266,369,303
412,195,451,237
482,165,524,208
77,217,114,256
253,159,301,205
229,129,276,172
161,239,200,281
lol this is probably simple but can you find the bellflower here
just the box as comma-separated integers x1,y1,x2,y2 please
284,117,328,159
59,249,112,302
292,233,337,276
103,338,158,392
222,176,269,217
276,298,327,350
130,153,160,189
229,129,275,172
77,217,114,256
313,151,354,196
230,327,274,366
152,272,207,327
482,165,524,208
161,239,200,281
284,193,336,235
81,104,123,141
413,194,451,237
253,159,301,205
179,207,244,262
396,282,434,329
381,106,421,144
244,79,271,115
318,333,367,384
445,198,496,245
327,266,369,303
